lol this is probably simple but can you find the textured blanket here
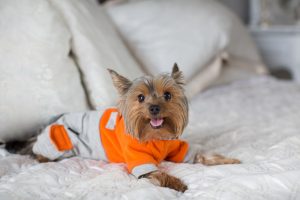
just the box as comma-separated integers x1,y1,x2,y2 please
1,76,300,199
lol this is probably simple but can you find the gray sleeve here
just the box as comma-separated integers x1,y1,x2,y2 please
132,164,158,178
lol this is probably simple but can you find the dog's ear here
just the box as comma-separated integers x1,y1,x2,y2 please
108,69,132,95
171,63,185,85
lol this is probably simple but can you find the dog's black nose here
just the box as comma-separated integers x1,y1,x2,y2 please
149,105,160,115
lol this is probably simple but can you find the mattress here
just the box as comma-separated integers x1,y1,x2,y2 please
1,76,300,200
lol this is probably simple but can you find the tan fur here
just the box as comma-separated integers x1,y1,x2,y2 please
109,64,188,141
145,171,187,192
35,154,50,163
194,153,241,165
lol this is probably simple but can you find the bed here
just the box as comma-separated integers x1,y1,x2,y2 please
1,76,300,199
1,0,300,199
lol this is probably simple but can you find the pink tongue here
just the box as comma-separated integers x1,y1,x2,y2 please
150,118,164,127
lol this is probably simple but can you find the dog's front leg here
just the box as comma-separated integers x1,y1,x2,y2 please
142,171,187,192
194,153,240,166
34,154,51,163
185,145,241,166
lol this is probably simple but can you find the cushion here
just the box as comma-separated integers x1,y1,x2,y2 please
0,0,89,142
106,0,268,98
51,0,145,109
107,0,229,80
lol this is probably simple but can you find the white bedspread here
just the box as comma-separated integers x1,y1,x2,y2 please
1,76,300,200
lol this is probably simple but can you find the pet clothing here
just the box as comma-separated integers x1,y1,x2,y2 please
33,108,197,177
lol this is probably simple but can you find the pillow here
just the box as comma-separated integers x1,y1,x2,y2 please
185,52,227,99
107,0,230,80
106,0,268,98
0,0,89,142
51,0,144,109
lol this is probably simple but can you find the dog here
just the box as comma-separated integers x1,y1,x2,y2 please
6,64,240,192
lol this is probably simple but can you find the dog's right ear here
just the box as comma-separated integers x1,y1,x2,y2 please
108,69,132,95
171,63,185,85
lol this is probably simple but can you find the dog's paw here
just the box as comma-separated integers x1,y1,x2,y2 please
195,153,241,166
146,171,188,192
34,154,50,163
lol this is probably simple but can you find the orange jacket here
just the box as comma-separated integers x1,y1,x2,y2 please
100,108,189,175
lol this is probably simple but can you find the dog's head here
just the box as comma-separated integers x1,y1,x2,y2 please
108,64,188,141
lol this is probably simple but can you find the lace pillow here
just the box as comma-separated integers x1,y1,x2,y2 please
0,0,89,142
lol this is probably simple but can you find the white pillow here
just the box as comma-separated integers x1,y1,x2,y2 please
0,0,89,142
107,0,268,98
51,0,144,109
107,0,230,81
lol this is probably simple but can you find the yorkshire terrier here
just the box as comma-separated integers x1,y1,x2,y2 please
6,64,240,192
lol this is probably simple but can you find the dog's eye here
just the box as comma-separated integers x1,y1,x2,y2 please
164,92,171,101
138,94,145,103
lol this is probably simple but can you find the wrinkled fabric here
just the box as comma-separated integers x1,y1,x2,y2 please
1,76,300,199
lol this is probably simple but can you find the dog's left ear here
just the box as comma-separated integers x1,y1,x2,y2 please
171,63,185,85
108,69,132,95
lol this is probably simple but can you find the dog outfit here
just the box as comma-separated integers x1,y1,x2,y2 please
33,108,197,177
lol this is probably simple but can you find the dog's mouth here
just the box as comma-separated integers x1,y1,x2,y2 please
150,118,164,129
